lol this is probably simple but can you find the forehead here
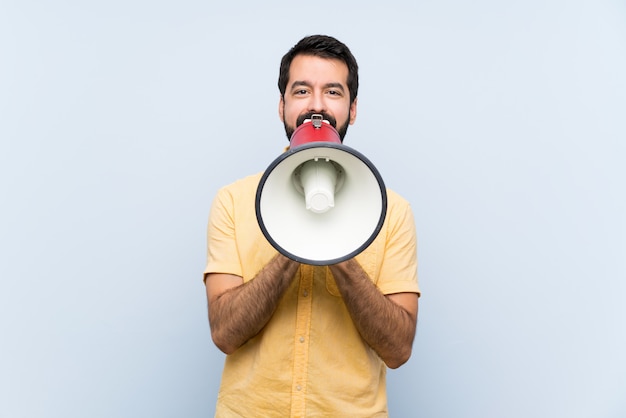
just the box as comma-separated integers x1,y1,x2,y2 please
288,54,349,86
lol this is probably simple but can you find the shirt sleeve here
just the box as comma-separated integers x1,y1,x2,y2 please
376,193,420,296
203,187,243,280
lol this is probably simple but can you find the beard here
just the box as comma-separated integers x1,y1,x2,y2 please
283,111,350,142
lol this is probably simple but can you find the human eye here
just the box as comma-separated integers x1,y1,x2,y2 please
290,86,310,97
326,87,344,97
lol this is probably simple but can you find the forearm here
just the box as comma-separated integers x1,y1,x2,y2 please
329,259,417,368
208,254,299,354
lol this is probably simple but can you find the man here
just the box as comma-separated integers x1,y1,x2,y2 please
204,35,420,417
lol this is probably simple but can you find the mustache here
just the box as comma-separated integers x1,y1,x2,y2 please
296,112,337,128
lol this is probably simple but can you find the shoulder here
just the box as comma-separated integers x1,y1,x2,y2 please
383,188,416,233
210,172,263,216
221,172,264,190
216,172,264,197
385,188,412,212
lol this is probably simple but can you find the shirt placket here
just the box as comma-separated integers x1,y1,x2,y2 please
290,264,314,417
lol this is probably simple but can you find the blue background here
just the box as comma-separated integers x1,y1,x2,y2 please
1,1,625,417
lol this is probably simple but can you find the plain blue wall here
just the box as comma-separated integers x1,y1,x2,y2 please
1,1,624,417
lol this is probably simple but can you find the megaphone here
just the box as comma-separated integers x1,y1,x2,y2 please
255,114,387,265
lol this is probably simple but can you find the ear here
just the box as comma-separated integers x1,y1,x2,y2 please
278,95,285,122
349,98,358,125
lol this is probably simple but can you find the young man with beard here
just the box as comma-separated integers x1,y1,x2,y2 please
204,35,420,417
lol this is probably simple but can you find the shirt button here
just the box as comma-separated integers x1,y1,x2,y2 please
296,385,302,391
299,336,305,343
303,290,309,297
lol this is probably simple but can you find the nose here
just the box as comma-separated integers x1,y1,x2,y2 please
308,91,326,113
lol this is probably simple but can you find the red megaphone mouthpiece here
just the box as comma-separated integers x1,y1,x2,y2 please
289,114,341,149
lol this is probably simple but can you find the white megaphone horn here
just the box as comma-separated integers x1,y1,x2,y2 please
255,114,387,265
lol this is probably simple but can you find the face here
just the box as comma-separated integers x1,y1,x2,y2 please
279,54,357,141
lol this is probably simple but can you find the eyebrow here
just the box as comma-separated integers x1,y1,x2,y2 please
290,81,346,92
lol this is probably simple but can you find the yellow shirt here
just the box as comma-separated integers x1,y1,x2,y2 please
205,172,419,417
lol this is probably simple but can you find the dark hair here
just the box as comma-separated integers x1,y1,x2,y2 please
278,35,359,104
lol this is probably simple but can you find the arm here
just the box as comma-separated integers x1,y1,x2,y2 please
329,258,418,369
205,253,300,354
